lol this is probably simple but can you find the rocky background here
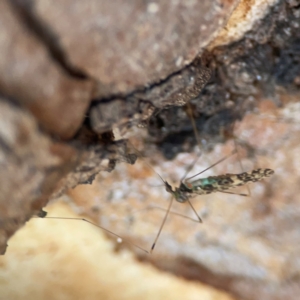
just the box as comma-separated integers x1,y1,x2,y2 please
0,0,300,299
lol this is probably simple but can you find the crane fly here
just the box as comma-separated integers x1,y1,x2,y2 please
33,101,277,254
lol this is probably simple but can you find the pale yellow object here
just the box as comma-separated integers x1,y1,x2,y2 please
0,201,235,300
209,0,279,49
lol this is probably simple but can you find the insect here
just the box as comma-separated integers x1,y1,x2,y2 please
135,99,285,254
164,168,274,202
33,100,278,255
147,154,274,252
37,170,275,253
36,142,274,254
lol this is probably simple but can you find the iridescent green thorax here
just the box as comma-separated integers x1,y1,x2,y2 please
170,168,274,203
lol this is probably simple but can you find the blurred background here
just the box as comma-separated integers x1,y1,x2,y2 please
0,0,299,299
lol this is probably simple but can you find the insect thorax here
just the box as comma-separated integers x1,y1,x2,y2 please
174,182,193,203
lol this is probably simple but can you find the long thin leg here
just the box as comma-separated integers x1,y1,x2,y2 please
179,102,204,182
186,102,202,153
150,196,174,253
233,131,251,197
33,215,150,254
131,205,203,223
217,190,249,197
182,104,238,183
185,149,237,181
187,199,203,223
127,140,168,187
180,152,203,182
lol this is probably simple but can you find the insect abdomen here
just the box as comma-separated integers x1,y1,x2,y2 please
191,168,274,194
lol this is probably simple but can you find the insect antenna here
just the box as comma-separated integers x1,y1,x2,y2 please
127,141,171,188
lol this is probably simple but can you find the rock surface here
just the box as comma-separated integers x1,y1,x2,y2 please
0,0,299,299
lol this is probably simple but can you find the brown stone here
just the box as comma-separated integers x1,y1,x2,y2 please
0,0,299,299
0,1,93,139
30,0,238,95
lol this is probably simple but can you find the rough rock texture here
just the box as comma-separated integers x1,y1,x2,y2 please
148,0,300,159
27,0,238,96
208,0,280,49
0,99,77,255
0,0,239,255
0,0,299,300
64,96,300,300
0,0,93,138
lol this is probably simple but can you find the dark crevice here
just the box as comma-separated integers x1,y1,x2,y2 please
9,0,88,79
91,56,211,103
